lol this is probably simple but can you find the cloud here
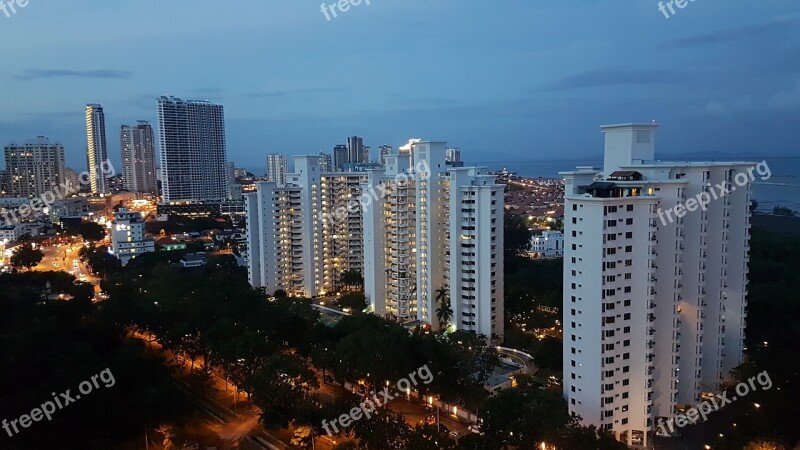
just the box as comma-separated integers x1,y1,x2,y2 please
13,69,133,80
542,68,682,91
660,18,800,49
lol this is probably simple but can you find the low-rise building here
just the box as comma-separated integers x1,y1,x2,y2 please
111,208,154,266
529,230,564,258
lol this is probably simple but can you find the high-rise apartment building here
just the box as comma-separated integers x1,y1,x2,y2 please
265,153,289,185
120,121,158,194
4,137,65,198
378,145,393,166
85,104,109,195
348,136,365,164
445,147,462,163
157,96,229,203
318,152,333,172
333,144,348,171
111,208,155,266
363,141,505,341
561,124,752,446
246,156,366,297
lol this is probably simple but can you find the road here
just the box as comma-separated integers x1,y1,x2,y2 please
37,240,101,282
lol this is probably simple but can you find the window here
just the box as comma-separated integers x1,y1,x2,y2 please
624,286,632,293
624,313,631,320
626,205,634,211
625,232,633,239
624,326,631,333
625,245,632,253
626,218,634,225
623,339,630,347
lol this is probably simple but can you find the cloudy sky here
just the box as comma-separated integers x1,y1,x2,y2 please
1,0,798,173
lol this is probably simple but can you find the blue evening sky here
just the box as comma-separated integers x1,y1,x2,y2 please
1,0,798,174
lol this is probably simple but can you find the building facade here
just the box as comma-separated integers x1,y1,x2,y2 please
85,104,109,195
265,153,289,185
111,208,155,266
120,121,158,194
157,96,229,203
561,124,751,446
363,141,505,342
529,230,564,258
445,147,462,163
246,156,366,297
4,137,65,198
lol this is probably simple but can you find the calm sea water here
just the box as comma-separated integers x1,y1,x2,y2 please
477,157,800,214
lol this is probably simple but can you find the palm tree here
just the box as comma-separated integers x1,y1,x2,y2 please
435,287,452,330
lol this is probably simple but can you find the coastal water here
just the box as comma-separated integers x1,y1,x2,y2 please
479,157,800,214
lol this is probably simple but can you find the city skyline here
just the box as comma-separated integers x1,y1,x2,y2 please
1,1,798,172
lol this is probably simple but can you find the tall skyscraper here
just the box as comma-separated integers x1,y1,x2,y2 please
363,140,505,342
157,96,229,203
4,137,65,198
85,104,109,195
347,136,365,164
318,152,333,172
561,124,752,446
445,147,462,163
333,144,348,171
378,145,393,166
265,153,289,185
120,121,158,194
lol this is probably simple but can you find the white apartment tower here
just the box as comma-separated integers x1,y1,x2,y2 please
363,141,504,341
265,153,289,185
4,137,65,198
111,208,155,266
120,121,158,194
85,104,109,195
246,156,366,297
157,96,229,203
561,124,751,446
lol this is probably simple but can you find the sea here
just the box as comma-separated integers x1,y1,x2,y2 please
475,157,800,214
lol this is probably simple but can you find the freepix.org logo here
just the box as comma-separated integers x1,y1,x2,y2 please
0,0,30,19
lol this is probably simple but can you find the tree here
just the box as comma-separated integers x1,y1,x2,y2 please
78,221,107,241
340,269,364,291
504,214,533,260
248,353,319,428
10,243,44,270
405,424,456,450
338,292,367,314
351,408,409,449
772,206,797,217
553,425,627,450
480,387,571,448
435,287,452,330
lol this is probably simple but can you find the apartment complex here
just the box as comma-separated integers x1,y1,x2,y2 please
265,153,289,184
245,156,366,297
363,141,505,341
246,141,504,341
85,104,109,195
120,121,158,194
111,208,155,266
561,124,751,446
4,137,65,198
157,96,229,203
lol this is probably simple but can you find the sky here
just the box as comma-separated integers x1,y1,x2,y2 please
0,0,798,175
